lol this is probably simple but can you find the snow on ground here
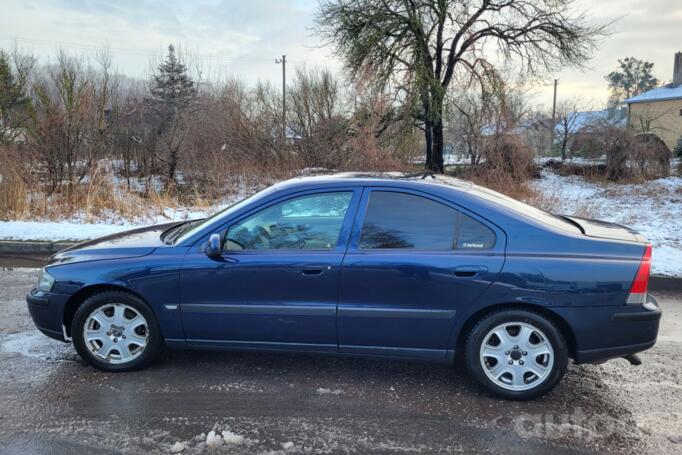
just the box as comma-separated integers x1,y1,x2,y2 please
0,220,136,241
0,207,219,241
531,171,682,276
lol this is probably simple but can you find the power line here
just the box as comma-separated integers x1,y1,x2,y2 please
0,35,303,64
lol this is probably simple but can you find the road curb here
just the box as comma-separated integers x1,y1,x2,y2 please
0,240,77,257
649,275,682,292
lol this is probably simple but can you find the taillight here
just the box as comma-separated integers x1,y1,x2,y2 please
627,244,652,304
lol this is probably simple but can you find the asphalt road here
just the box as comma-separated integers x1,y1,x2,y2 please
1,267,681,454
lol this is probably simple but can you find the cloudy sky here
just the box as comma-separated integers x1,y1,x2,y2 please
1,0,680,110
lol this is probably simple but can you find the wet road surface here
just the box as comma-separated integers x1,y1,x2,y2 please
1,267,681,454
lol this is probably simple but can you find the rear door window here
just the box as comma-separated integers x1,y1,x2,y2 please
358,191,496,251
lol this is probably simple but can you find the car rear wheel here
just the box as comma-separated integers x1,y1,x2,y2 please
72,291,162,371
464,309,568,400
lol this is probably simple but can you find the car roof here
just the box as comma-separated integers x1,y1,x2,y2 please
270,172,476,194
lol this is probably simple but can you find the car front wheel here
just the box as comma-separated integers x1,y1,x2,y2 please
72,291,162,371
465,309,568,400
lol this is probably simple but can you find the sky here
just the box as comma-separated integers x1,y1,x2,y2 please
1,0,681,111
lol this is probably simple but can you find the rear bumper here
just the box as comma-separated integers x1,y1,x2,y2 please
574,339,657,364
26,289,70,342
554,295,661,364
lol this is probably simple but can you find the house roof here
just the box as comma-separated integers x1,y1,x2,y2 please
561,109,626,133
480,109,625,137
624,84,682,104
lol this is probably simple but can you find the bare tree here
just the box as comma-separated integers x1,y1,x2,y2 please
288,67,349,167
447,74,530,165
316,0,608,172
629,104,676,137
31,50,97,191
554,98,590,161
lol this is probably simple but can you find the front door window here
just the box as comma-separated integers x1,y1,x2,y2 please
225,192,353,251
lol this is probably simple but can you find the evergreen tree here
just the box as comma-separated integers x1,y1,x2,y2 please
147,44,197,117
143,45,198,186
0,50,31,145
606,57,659,105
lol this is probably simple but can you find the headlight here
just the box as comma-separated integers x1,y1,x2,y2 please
37,268,55,292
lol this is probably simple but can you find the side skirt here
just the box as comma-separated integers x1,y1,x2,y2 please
164,338,456,364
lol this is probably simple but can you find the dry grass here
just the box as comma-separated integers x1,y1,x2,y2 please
524,184,597,218
0,147,300,223
1,155,192,222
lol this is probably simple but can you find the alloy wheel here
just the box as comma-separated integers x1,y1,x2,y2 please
83,303,150,364
479,321,555,391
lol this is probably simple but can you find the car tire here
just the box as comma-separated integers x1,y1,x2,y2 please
464,309,568,400
72,290,163,372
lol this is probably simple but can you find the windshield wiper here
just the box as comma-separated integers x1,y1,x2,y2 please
161,220,200,245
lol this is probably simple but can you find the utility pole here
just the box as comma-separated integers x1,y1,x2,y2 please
275,54,287,141
550,79,558,158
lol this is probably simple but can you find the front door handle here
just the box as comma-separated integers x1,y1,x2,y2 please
454,265,488,278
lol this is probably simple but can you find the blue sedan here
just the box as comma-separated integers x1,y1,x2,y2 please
26,174,661,399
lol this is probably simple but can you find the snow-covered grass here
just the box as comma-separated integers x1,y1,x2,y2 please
531,171,682,276
0,206,219,241
0,195,250,241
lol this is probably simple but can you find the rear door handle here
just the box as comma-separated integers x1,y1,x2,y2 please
301,265,330,277
454,266,488,278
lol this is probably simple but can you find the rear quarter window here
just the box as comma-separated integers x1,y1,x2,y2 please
457,214,496,249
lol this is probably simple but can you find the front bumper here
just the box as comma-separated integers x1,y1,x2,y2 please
554,295,661,364
26,289,71,342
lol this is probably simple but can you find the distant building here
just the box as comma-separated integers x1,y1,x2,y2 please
625,52,682,151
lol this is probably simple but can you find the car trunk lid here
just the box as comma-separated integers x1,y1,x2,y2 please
559,215,647,243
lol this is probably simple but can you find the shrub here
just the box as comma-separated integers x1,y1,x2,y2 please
631,133,672,179
605,129,631,181
482,133,537,182
445,132,537,200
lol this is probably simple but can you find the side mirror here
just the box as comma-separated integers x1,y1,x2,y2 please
205,233,222,259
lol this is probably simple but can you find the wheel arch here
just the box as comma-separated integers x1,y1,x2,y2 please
455,303,577,359
62,284,151,338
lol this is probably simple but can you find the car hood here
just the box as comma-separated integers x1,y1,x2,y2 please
47,222,178,266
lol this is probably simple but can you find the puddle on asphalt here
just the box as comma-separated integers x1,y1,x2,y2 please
0,330,77,362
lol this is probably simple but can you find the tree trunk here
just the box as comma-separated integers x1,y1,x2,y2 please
167,148,178,190
425,88,445,173
431,120,445,173
424,120,433,170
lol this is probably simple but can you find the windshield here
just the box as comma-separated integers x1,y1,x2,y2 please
173,187,273,244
